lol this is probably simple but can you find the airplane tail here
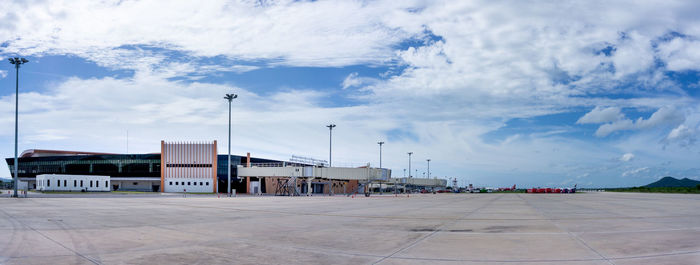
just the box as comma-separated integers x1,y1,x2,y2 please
512,184,516,190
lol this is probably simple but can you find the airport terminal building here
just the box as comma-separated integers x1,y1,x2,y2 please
5,142,282,193
6,141,448,194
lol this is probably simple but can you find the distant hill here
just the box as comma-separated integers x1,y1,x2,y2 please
645,176,700,188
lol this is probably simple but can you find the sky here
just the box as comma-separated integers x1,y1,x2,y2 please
1,0,699,188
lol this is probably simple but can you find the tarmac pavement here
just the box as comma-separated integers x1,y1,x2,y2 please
0,192,698,264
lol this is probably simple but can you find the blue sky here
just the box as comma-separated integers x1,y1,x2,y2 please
1,0,699,188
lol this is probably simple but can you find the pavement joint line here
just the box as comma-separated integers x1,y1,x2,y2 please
153,201,700,221
0,207,102,265
382,249,700,263
2,193,699,264
516,194,616,265
371,194,505,265
73,221,390,261
530,194,689,232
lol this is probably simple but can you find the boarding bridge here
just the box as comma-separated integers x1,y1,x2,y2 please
238,165,390,196
237,165,390,181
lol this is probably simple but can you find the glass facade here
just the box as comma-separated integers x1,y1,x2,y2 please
6,154,161,179
6,154,284,181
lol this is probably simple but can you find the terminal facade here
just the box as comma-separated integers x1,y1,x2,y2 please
6,141,445,194
5,144,279,193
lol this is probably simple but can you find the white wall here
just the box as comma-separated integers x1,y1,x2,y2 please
36,174,110,192
164,178,213,193
162,141,217,193
238,166,391,181
113,180,155,192
395,177,447,187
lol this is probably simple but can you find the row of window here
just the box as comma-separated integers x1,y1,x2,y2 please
169,181,209,186
166,164,213,168
43,179,108,188
8,158,160,177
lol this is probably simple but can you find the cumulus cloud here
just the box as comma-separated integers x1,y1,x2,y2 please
593,107,685,137
657,37,700,72
577,106,624,124
1,0,700,187
0,70,6,79
0,0,421,67
664,124,697,147
342,72,379,89
619,153,635,162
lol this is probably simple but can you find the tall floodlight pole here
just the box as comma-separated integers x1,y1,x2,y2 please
377,141,384,168
377,141,385,193
9,57,28,198
326,124,336,167
224,93,237,197
407,152,412,178
407,152,413,193
427,159,431,179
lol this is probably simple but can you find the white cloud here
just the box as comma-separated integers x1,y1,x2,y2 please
595,119,634,137
657,37,700,72
0,0,422,67
342,72,379,89
622,167,649,177
664,124,697,147
620,153,634,162
636,107,685,129
610,31,654,78
668,124,690,139
594,107,685,137
0,0,699,187
0,70,6,79
577,106,624,124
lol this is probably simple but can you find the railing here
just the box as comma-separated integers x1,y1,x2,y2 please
247,162,285,168
247,162,314,168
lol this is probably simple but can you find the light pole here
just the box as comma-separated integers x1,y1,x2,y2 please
224,93,237,197
407,152,412,192
426,159,431,179
326,124,336,167
377,141,384,168
407,152,412,178
9,57,28,198
377,141,385,194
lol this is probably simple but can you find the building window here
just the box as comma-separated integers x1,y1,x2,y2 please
175,182,179,185
188,182,191,185
64,180,67,187
97,181,100,188
58,180,61,187
169,181,173,185
133,182,138,185
194,182,197,186
206,182,209,186
47,179,50,187
105,181,108,187
80,180,83,187
90,181,93,187
199,182,203,186
74,180,77,187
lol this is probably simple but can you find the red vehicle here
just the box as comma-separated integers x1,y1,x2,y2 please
527,184,577,193
498,184,517,191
